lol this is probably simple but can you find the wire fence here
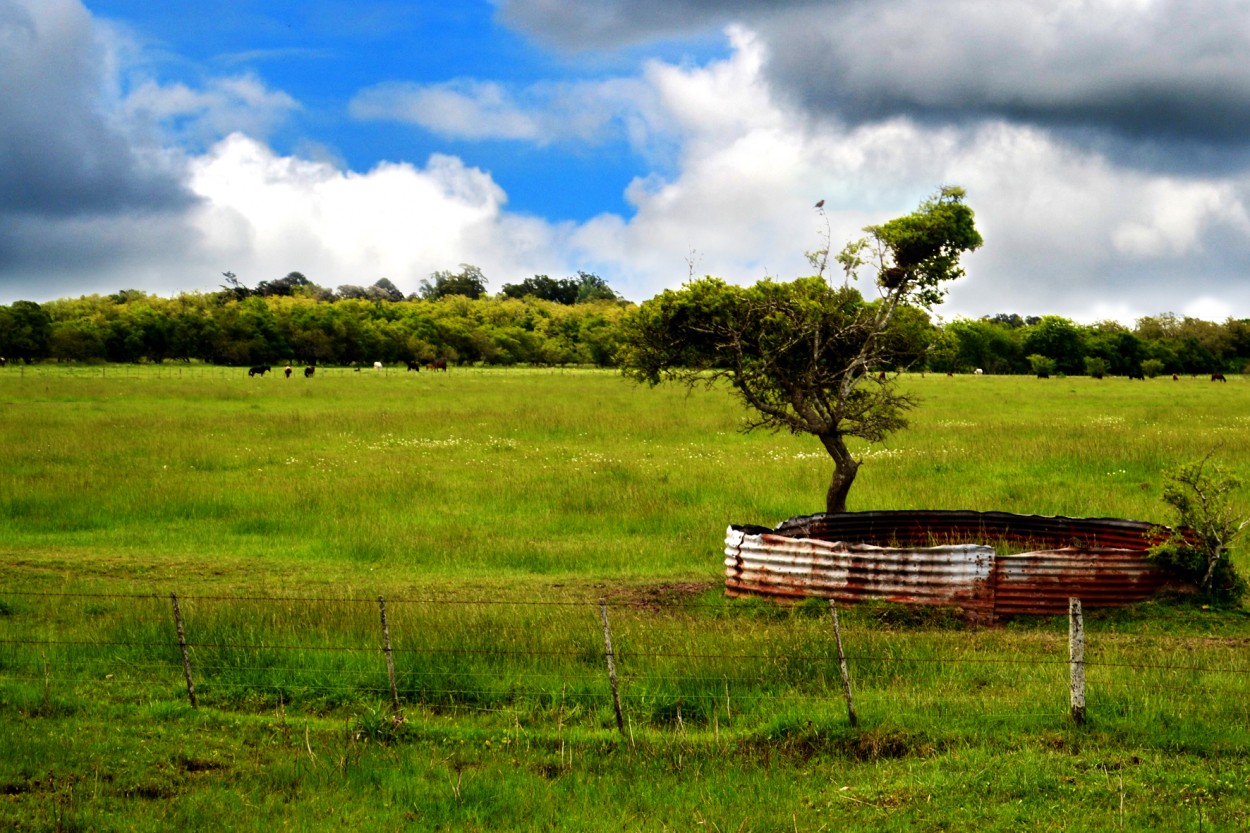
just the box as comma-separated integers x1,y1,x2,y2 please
3,589,1249,739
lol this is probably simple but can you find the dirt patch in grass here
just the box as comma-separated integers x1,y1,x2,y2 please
608,581,719,611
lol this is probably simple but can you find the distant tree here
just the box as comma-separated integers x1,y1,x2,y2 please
49,318,107,362
369,278,405,302
336,284,369,301
0,300,53,363
1027,354,1056,377
500,275,580,304
1083,356,1107,378
419,264,488,300
574,271,621,303
1175,335,1217,375
1022,315,1085,374
987,312,1025,329
1141,358,1166,378
256,272,315,297
219,271,252,301
943,317,1023,374
619,187,982,514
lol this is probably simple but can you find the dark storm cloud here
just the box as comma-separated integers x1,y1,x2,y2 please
496,0,828,49
761,0,1250,146
501,0,1250,150
0,0,192,219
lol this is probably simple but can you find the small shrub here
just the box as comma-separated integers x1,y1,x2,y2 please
1149,457,1248,605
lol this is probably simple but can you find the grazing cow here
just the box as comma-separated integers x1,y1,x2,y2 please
1037,371,1050,379
1212,373,1227,382
284,364,293,379
0,357,7,367
427,358,448,372
1172,373,1179,381
248,365,271,377
945,371,954,377
974,368,983,376
304,366,315,378
373,361,383,370
1128,370,1145,380
406,361,421,373
877,370,887,381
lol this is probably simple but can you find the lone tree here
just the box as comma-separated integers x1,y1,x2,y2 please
618,187,982,514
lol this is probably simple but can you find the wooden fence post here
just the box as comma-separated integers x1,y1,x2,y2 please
170,593,197,709
1069,597,1086,725
829,600,858,727
378,596,402,716
599,599,626,737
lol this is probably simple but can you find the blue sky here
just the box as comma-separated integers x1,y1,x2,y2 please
88,0,692,218
4,0,1250,323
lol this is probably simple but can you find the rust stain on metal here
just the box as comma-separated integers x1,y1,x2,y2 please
725,510,1189,622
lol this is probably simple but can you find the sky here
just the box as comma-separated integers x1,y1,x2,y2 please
3,0,1250,323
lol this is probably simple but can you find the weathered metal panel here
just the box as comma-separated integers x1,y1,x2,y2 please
726,511,1186,622
993,548,1171,617
724,526,996,618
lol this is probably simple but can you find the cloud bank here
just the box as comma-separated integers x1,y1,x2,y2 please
3,0,1250,325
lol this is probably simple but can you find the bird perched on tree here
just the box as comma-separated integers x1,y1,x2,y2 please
814,199,825,208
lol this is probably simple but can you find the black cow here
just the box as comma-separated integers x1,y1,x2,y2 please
1128,370,1145,380
427,358,448,372
0,357,7,367
1212,373,1228,382
304,366,316,378
406,361,422,372
284,364,293,378
248,365,271,377
1036,371,1049,379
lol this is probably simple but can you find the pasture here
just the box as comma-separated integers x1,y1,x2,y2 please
2,365,1250,831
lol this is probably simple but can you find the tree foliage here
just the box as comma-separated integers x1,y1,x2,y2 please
620,187,983,514
419,264,489,300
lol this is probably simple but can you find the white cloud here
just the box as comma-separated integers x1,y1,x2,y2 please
184,133,575,292
349,75,669,152
123,74,301,147
351,79,541,142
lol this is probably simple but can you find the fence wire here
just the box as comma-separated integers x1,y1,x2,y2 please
2,590,1247,734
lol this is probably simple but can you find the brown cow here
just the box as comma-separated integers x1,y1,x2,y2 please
1212,373,1227,382
427,358,448,372
304,366,316,378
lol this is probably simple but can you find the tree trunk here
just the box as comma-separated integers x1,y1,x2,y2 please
819,433,860,514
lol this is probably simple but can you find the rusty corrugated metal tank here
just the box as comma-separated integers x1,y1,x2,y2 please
725,510,1187,622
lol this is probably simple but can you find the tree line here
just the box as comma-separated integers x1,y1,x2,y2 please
0,269,1248,375
0,267,629,368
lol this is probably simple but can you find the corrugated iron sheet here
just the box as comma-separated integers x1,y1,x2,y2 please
725,511,1189,622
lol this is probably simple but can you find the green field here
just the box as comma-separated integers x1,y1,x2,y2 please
3,366,1249,831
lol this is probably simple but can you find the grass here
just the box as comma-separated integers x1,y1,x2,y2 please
2,365,1250,829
